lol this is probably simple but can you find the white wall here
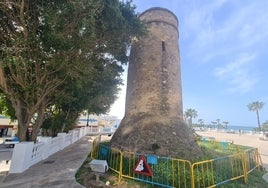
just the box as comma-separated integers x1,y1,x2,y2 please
9,126,114,173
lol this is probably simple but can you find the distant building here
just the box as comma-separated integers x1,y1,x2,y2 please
77,113,121,131
0,113,121,138
0,115,17,137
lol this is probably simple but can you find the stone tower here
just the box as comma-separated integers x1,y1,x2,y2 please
110,8,202,159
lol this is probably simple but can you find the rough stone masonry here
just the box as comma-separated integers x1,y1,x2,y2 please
111,7,202,159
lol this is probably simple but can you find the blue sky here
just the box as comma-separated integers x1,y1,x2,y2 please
109,0,268,127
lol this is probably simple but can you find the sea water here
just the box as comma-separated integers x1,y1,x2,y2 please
227,125,256,132
197,125,258,134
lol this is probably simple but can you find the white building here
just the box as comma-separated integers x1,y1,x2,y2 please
0,115,17,137
0,113,121,138
77,113,121,132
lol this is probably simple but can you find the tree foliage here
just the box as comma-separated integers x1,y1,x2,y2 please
184,108,198,127
262,121,268,131
0,0,145,141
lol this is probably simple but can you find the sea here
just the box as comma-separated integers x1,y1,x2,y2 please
196,125,258,133
227,125,256,132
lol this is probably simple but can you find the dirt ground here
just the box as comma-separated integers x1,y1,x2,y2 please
76,160,144,188
76,135,146,188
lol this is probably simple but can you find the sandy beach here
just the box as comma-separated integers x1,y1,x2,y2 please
196,130,268,170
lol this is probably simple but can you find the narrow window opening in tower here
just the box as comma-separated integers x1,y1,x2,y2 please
162,41,166,51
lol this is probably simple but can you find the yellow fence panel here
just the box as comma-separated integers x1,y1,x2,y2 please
90,138,263,188
119,151,192,188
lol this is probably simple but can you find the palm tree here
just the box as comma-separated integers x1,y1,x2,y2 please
222,121,229,129
215,118,222,129
197,119,205,127
247,101,265,130
211,121,217,129
184,108,198,128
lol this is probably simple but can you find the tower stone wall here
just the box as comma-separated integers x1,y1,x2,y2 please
110,8,202,159
125,7,183,120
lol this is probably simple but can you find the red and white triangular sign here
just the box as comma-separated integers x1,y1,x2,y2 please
134,155,153,176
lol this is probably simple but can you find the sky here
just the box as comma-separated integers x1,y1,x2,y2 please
109,0,268,127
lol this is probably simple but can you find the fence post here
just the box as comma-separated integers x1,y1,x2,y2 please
255,148,263,169
118,151,123,184
191,163,195,188
57,133,67,149
243,152,249,183
9,142,34,173
85,126,89,135
68,130,74,143
38,137,52,160
72,129,78,143
78,128,81,138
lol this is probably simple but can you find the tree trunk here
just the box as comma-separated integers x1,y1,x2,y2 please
256,110,261,130
11,98,32,141
10,96,46,142
17,125,27,141
31,103,46,142
16,114,33,142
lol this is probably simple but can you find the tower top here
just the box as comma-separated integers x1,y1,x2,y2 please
139,7,178,30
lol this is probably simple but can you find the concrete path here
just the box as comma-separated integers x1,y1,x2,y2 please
0,135,93,188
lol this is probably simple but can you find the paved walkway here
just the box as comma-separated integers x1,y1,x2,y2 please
0,135,94,188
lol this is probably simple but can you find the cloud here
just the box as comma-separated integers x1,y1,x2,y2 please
216,2,268,48
213,53,258,93
181,0,227,39
181,1,268,64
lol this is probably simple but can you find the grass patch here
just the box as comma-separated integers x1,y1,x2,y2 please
197,140,250,160
217,169,267,188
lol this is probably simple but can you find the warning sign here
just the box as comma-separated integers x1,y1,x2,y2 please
134,155,153,176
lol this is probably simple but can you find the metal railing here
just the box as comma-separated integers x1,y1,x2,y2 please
90,139,263,188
